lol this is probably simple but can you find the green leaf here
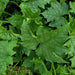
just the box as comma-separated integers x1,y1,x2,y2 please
20,20,38,50
20,4,41,20
36,25,69,63
22,47,31,56
65,15,75,57
0,26,19,40
22,58,33,68
69,15,75,35
0,40,17,74
56,65,69,75
0,0,74,75
70,2,75,14
28,20,42,33
70,69,75,75
60,0,66,3
67,15,75,68
32,58,52,75
49,17,66,28
21,0,51,12
7,15,24,29
23,55,52,75
65,37,75,57
22,0,28,1
22,51,36,70
20,4,42,32
0,0,9,16
42,2,68,27
70,56,75,67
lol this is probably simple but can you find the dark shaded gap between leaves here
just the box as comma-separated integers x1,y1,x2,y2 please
33,72,38,75
40,14,57,30
5,2,21,14
70,13,75,19
36,43,40,49
2,23,10,30
38,3,51,13
57,0,60,2
64,37,70,44
63,15,69,22
44,60,52,70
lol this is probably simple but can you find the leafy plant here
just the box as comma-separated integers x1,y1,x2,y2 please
0,0,75,75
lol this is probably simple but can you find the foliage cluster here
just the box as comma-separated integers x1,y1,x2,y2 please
0,0,75,75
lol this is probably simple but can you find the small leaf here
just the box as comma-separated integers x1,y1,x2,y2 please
70,56,75,68
70,2,75,14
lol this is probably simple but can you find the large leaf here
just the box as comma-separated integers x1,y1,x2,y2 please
0,40,17,74
21,0,51,12
36,25,69,63
20,20,38,50
42,2,68,27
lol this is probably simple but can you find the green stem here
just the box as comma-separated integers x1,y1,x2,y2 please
18,0,21,2
9,1,20,8
0,22,3,26
0,20,9,23
3,11,12,16
52,63,57,75
11,60,20,70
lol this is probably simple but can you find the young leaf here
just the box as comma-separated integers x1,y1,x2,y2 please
70,2,75,14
